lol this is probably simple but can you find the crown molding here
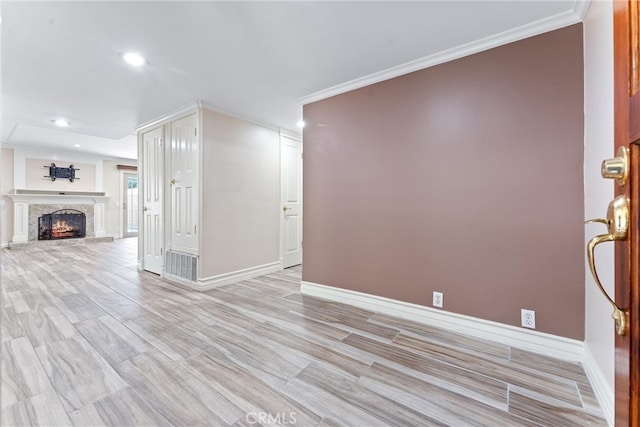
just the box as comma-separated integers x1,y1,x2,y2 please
279,129,302,141
299,5,587,106
135,100,299,137
198,101,283,133
199,102,301,138
573,0,592,21
135,101,201,132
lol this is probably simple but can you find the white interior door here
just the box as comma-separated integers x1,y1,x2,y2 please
169,113,198,254
142,127,163,274
281,135,302,268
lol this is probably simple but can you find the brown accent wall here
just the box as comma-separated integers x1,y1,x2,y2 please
302,24,585,339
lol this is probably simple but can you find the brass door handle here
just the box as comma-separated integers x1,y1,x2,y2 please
170,178,176,185
585,195,630,335
143,207,149,212
283,206,291,211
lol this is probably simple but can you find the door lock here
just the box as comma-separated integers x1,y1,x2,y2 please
601,146,629,186
585,195,630,335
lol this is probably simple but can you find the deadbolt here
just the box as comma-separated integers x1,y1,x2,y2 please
601,146,629,186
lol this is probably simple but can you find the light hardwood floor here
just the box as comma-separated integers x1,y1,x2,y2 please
1,238,606,426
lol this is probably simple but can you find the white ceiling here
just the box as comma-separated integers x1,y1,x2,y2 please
1,1,587,160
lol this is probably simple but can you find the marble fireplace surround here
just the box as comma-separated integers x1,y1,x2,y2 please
6,189,109,243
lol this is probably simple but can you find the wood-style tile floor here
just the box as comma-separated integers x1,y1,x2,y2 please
1,238,607,426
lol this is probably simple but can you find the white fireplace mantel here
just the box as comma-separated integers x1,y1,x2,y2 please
5,189,110,243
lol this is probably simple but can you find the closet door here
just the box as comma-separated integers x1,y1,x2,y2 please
169,113,199,254
281,135,303,268
142,127,163,274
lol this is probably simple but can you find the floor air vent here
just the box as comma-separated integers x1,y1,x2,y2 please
165,250,197,282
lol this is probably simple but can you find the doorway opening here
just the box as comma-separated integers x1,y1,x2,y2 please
123,172,138,238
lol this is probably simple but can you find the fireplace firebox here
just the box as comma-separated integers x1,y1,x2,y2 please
38,209,86,240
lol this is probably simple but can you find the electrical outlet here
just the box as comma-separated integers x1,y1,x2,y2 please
521,309,536,329
433,291,443,308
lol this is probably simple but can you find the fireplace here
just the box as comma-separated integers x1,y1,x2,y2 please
38,209,86,240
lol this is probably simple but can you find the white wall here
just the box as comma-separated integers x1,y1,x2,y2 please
1,148,15,246
583,1,615,423
200,109,281,279
25,158,96,191
12,147,104,191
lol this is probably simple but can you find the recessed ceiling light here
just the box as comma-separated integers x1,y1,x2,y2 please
53,119,69,127
74,144,81,148
296,120,305,128
123,52,146,67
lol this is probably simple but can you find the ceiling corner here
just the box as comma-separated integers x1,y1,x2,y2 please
573,0,592,21
299,3,586,107
2,121,19,143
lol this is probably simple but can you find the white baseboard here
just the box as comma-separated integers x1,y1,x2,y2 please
301,281,584,362
301,281,616,423
176,261,282,291
12,235,27,244
1,241,8,248
583,346,614,426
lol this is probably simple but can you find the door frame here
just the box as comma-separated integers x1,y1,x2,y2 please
122,171,138,238
280,132,303,269
613,1,640,424
167,112,199,255
139,126,164,275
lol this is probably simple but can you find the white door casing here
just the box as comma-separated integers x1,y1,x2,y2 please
169,113,199,254
142,127,163,274
281,135,302,268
